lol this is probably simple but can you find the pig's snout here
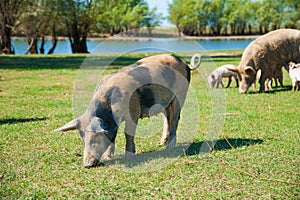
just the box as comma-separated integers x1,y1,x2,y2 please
239,83,249,94
84,157,99,168
239,87,248,94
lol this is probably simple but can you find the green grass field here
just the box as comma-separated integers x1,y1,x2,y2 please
0,52,299,199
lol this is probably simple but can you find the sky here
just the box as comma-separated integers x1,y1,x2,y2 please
146,0,173,26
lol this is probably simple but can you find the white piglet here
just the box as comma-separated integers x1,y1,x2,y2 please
289,62,300,91
208,64,239,88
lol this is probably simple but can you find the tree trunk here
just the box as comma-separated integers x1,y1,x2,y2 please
0,23,14,54
47,36,57,54
178,29,181,37
47,23,57,54
248,24,252,35
25,36,38,54
259,25,263,34
231,24,236,35
66,20,89,54
110,27,114,36
70,37,89,53
39,35,45,54
0,0,18,54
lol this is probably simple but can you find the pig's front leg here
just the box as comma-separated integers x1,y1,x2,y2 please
102,142,115,160
124,118,137,157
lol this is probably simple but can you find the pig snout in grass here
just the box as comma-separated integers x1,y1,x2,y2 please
55,54,202,167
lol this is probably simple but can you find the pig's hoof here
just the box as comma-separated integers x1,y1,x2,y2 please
159,139,167,146
102,154,112,161
125,151,135,159
84,158,99,168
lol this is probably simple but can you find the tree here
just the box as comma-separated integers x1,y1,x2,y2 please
39,0,60,54
96,0,124,36
206,0,225,35
58,0,97,53
0,0,24,54
179,0,200,36
283,0,300,29
95,0,162,37
168,0,188,37
255,0,286,34
168,0,300,36
19,0,61,54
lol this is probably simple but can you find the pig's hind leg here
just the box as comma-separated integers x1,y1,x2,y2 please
159,110,169,145
226,76,232,88
165,98,181,149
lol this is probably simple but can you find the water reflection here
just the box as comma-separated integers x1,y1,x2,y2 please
11,37,254,54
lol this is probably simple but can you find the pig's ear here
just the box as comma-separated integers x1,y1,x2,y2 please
227,65,239,73
85,117,107,133
244,66,256,74
55,117,80,132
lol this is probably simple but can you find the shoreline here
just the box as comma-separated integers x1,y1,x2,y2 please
12,34,259,41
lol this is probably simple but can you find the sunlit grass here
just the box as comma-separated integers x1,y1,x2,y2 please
0,52,299,199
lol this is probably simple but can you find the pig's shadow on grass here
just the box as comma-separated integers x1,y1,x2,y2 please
248,86,292,94
0,117,47,125
101,138,263,168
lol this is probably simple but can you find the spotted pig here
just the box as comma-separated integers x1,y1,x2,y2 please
56,54,201,168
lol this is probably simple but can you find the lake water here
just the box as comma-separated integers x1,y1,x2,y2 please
11,37,254,54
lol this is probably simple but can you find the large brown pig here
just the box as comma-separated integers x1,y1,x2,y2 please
228,29,300,93
55,54,201,168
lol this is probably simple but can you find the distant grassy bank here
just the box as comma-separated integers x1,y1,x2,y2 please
0,52,299,199
0,49,243,69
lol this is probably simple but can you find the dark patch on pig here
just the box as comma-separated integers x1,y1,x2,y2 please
105,86,123,105
186,67,191,83
171,54,184,63
104,129,118,143
87,99,117,132
161,67,176,88
136,87,155,108
128,67,152,84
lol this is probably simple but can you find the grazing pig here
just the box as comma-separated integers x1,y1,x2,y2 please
288,62,300,91
227,29,300,93
55,54,202,168
207,64,239,88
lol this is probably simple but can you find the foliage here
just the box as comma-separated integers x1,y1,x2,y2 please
1,0,299,54
0,52,299,198
168,0,300,36
0,0,162,54
57,0,96,53
18,0,59,54
95,0,162,36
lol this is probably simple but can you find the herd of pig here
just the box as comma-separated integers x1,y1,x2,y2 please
56,28,300,167
208,61,300,92
208,29,300,92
